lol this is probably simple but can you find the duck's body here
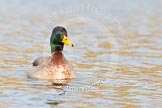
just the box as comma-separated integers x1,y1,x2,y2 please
28,51,75,79
28,26,75,80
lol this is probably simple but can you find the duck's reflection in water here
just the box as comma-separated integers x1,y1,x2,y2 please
45,78,73,106
47,78,71,88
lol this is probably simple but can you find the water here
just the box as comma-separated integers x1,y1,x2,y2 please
0,0,162,108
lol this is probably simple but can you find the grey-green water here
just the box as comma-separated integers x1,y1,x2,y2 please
0,0,162,108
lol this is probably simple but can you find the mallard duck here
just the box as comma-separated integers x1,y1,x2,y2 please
28,26,76,80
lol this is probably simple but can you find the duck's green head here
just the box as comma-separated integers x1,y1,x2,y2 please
50,26,74,53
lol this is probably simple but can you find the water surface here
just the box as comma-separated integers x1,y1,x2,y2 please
0,0,162,108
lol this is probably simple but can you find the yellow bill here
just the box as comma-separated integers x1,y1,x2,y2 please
62,35,74,47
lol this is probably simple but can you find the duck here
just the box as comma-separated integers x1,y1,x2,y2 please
27,26,76,80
